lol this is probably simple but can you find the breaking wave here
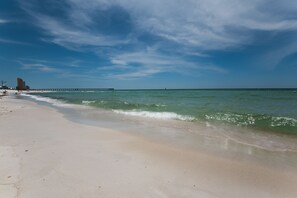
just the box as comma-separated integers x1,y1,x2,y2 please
22,94,74,108
113,110,195,121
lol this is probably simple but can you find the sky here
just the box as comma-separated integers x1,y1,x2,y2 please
0,0,297,89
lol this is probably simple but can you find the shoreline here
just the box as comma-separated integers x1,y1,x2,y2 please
22,91,297,159
1,95,297,197
24,89,297,135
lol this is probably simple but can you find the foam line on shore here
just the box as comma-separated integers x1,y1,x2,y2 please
113,109,195,121
21,93,75,108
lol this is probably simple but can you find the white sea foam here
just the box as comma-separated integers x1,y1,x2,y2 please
271,116,297,127
113,110,195,121
80,90,95,93
82,100,96,105
22,94,74,108
155,104,166,107
205,113,297,128
205,113,255,126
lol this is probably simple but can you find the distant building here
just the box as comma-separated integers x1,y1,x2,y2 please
16,78,27,90
0,86,8,89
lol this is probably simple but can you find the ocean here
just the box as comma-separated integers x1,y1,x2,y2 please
27,89,297,134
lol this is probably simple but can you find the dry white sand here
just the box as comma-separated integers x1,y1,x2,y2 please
1,95,297,198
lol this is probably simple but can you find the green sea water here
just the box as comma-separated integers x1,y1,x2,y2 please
29,89,297,134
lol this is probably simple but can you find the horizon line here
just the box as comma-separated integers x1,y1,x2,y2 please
25,87,297,91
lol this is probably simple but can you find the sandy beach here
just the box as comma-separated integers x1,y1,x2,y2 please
1,94,297,198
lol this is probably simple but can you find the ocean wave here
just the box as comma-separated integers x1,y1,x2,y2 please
205,112,297,129
82,100,96,105
205,113,255,126
105,101,167,110
155,104,166,107
113,110,195,121
22,94,74,108
120,101,166,107
271,117,297,127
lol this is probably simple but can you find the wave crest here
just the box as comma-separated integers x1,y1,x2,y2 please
113,110,195,121
205,113,297,128
82,100,96,105
22,94,74,107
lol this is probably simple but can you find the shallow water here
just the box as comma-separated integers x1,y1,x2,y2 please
21,92,297,171
29,89,297,134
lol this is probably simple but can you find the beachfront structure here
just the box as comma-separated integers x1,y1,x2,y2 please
16,78,26,90
30,88,114,91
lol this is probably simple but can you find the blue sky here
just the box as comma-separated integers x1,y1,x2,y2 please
0,0,297,89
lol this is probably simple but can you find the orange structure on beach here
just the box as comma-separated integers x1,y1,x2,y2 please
16,77,26,90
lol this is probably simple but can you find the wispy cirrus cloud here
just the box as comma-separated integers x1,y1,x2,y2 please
259,39,297,69
20,0,297,52
20,62,59,73
99,50,227,79
0,19,10,24
19,1,131,51
18,58,83,68
46,0,297,49
18,0,297,80
129,0,297,49
17,59,77,75
0,38,32,45
17,58,102,82
37,15,129,50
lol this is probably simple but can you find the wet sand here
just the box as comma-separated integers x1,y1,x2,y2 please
1,94,297,197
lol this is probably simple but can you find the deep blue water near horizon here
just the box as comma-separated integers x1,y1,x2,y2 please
29,89,297,134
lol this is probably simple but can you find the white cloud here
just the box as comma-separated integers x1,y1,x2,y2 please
100,50,227,79
38,15,128,50
19,0,297,73
22,0,297,50
18,58,83,68
19,2,130,50
259,40,297,69
106,68,162,79
127,0,297,50
0,38,31,45
20,0,297,51
18,59,101,81
61,0,297,49
0,19,9,24
21,63,59,72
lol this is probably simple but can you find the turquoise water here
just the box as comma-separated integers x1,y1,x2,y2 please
29,89,297,134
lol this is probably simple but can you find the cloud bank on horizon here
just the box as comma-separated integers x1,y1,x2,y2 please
0,0,297,88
